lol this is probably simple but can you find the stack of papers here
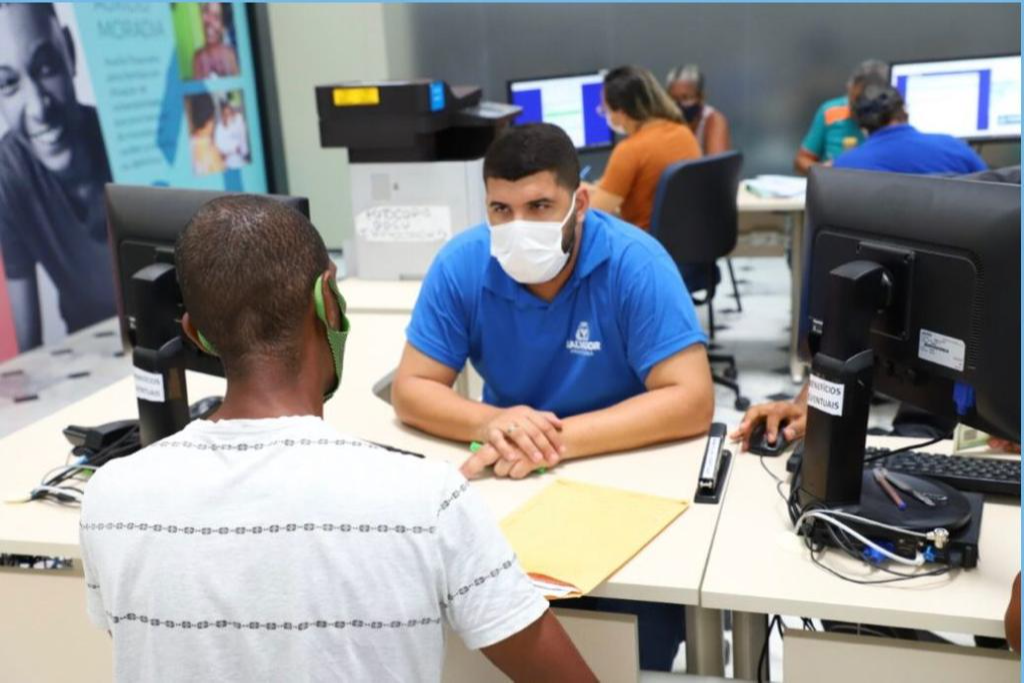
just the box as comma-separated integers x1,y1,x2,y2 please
745,175,807,199
501,479,688,599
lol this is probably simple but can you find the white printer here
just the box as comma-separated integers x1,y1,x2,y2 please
316,80,520,279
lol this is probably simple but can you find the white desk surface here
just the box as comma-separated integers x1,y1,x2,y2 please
0,312,726,607
701,439,1020,637
337,277,421,314
736,185,805,213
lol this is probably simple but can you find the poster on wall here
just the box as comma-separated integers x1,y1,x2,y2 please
0,3,268,360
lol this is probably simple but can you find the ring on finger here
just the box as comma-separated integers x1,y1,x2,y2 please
505,423,518,436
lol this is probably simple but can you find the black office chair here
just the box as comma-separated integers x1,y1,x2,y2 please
649,151,750,411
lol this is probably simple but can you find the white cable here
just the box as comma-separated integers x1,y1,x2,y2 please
796,510,925,567
30,485,84,503
816,509,929,539
40,464,97,482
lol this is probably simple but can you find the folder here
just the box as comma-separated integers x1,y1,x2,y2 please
500,479,689,599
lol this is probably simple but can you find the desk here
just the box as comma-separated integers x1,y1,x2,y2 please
736,185,806,383
0,312,731,680
701,438,1021,681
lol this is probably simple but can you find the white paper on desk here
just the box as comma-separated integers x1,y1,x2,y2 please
355,205,451,242
745,175,807,198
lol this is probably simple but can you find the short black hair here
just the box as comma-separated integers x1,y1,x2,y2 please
483,123,580,191
190,93,215,129
853,83,906,133
175,196,329,375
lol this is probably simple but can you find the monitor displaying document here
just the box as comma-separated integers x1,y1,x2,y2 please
508,71,613,150
890,54,1021,141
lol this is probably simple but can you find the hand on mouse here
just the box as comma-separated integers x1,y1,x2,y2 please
730,400,808,451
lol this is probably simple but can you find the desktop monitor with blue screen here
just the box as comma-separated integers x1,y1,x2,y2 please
507,72,613,150
890,54,1021,141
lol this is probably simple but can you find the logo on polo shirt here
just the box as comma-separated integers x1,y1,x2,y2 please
566,320,602,356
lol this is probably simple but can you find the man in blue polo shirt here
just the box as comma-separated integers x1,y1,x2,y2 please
393,122,712,672
393,123,713,481
834,83,986,174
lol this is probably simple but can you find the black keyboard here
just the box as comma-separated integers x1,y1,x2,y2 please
866,447,1021,498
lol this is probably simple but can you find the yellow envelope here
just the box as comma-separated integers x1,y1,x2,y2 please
500,479,689,599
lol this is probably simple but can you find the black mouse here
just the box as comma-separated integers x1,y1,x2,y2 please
748,419,790,457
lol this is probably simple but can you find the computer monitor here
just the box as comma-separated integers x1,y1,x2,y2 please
105,184,311,445
801,168,1019,516
507,71,613,150
889,54,1021,141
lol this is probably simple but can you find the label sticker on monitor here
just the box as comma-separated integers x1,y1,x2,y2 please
808,375,845,417
918,329,965,372
134,368,165,403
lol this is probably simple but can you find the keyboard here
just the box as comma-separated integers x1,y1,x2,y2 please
866,447,1021,498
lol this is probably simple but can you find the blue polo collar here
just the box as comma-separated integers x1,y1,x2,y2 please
869,123,915,140
483,210,613,306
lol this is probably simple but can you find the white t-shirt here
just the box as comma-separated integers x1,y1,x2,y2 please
80,416,547,683
213,113,249,169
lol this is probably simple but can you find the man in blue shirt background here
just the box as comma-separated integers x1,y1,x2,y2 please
393,123,713,481
834,83,987,174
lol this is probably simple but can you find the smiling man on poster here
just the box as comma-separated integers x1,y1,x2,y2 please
0,3,115,351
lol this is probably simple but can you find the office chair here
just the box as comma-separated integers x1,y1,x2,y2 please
649,151,750,411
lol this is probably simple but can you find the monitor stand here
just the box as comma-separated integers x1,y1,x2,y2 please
131,263,190,447
796,259,980,566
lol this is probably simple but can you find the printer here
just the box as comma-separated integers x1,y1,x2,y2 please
315,80,520,280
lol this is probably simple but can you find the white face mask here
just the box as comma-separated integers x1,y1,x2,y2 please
488,192,577,284
605,113,627,136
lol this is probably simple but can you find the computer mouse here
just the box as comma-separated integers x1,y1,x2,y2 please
748,419,790,457
190,395,223,420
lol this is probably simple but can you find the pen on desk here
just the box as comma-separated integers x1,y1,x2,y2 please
469,441,547,474
872,468,906,510
880,469,936,507
580,165,591,181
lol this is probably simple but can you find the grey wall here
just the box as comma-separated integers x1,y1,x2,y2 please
387,3,1021,176
266,4,393,249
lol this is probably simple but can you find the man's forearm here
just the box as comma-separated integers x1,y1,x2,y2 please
560,385,713,459
392,375,500,442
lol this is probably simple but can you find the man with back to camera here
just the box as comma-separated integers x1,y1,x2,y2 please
833,83,986,174
392,123,714,481
794,59,889,175
734,87,991,451
392,123,714,671
79,196,595,682
0,3,115,351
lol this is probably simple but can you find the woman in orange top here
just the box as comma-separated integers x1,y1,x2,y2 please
588,65,702,231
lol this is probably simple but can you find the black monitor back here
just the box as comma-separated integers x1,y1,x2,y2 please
805,168,1020,442
105,184,311,377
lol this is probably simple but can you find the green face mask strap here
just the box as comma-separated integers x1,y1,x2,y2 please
196,330,219,356
313,276,350,401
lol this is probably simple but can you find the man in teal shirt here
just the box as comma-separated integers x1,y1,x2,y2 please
794,59,888,175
